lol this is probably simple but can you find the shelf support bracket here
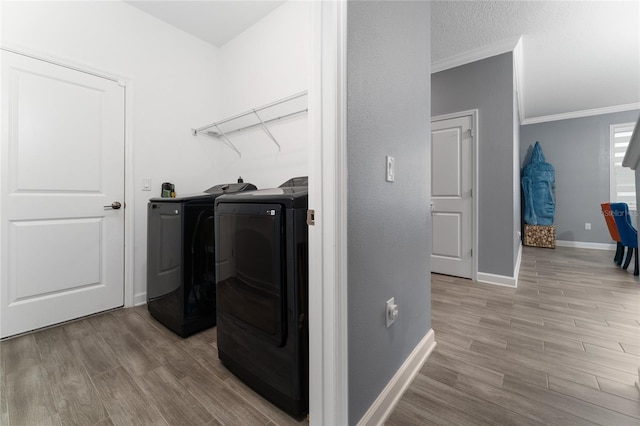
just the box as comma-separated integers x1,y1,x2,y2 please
214,124,242,157
253,109,281,151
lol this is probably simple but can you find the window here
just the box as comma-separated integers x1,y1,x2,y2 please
610,123,636,210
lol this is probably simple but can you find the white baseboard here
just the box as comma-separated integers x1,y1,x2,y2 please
356,329,436,426
134,292,147,306
476,272,517,288
555,240,616,251
475,243,522,288
513,242,523,287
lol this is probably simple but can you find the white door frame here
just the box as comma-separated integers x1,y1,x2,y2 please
431,109,478,282
308,1,349,425
0,44,136,309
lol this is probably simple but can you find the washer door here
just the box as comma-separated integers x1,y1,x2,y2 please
215,203,286,346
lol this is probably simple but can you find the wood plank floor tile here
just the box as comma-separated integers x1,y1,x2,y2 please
596,376,640,402
386,389,481,426
621,342,640,355
177,334,231,383
1,245,638,426
393,246,640,425
223,374,306,426
548,375,640,419
67,333,120,378
469,339,601,389
410,373,544,426
453,374,596,426
1,368,8,426
502,374,639,426
96,328,161,377
181,374,271,426
35,326,108,426
136,366,213,426
91,366,167,425
1,334,41,374
5,364,57,426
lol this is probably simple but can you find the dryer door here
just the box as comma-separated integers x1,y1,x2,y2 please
215,203,286,346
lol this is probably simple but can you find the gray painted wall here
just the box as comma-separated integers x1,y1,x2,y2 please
432,53,517,277
347,1,431,424
520,110,640,244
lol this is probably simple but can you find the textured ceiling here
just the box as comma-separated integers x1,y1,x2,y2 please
124,1,284,48
432,1,640,120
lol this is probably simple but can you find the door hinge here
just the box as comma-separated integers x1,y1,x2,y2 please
307,209,315,226
468,128,474,137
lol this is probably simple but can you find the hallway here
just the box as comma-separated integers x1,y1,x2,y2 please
388,246,640,425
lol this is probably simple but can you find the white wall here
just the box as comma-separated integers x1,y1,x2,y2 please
1,1,222,303
212,1,310,189
2,0,311,303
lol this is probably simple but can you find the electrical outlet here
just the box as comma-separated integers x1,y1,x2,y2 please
386,297,398,328
386,156,395,182
585,222,591,230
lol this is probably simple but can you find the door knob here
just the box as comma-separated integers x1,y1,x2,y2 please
104,201,122,210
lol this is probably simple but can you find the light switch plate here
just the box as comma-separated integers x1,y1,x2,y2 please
386,155,395,182
142,178,151,191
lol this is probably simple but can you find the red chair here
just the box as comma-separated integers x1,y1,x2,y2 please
601,202,625,265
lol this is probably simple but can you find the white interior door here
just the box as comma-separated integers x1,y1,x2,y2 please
431,115,473,279
1,50,125,338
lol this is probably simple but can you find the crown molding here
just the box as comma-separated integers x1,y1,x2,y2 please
521,103,640,125
431,36,521,74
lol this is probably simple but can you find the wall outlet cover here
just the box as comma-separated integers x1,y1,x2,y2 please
386,155,395,182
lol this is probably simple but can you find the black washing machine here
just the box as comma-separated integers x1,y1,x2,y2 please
147,181,256,337
214,177,308,418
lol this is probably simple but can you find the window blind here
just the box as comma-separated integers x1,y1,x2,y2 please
611,124,636,210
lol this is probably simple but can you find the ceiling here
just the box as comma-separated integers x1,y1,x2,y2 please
124,1,284,47
125,0,640,122
432,1,640,122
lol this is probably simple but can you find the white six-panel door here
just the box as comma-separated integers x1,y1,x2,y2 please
431,115,473,279
1,50,125,338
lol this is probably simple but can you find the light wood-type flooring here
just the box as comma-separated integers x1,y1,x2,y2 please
2,246,639,425
388,246,640,425
0,305,307,426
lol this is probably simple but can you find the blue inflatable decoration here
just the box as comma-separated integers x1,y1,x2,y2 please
522,141,555,225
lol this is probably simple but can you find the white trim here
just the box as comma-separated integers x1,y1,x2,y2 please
1,42,125,84
123,81,136,309
134,293,147,307
513,242,523,287
476,272,517,288
555,240,616,251
0,45,136,311
622,116,640,170
308,1,349,425
431,36,521,74
513,38,525,124
356,329,436,426
431,110,479,282
522,103,640,125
